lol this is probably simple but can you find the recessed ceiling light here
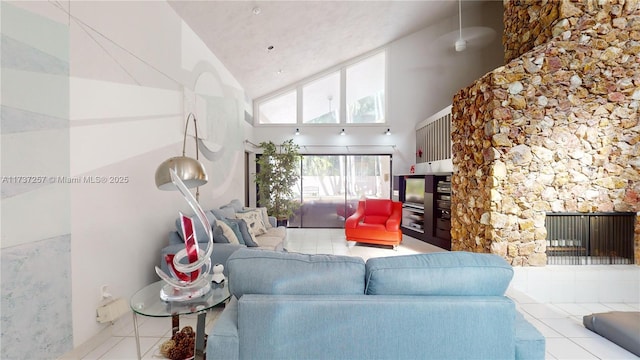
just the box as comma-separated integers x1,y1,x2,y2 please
252,7,261,15
276,69,283,75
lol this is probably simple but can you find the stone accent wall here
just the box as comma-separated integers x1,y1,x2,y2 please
503,0,560,63
451,0,640,265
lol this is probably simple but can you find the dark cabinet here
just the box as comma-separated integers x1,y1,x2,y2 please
399,173,452,250
435,176,451,242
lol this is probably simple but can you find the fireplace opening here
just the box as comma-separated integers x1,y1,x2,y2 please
545,213,635,265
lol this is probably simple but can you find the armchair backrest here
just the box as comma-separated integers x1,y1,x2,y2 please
364,199,393,215
362,199,396,225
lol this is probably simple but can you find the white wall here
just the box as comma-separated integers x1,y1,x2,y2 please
250,1,504,176
1,1,248,355
67,1,247,347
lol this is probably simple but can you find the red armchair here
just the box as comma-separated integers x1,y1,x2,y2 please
345,199,403,249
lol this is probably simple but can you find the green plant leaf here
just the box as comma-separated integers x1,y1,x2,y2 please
254,139,301,219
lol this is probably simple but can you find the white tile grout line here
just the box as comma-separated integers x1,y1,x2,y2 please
521,299,638,359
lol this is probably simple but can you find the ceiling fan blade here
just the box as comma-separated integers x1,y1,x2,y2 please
460,26,497,47
436,26,497,52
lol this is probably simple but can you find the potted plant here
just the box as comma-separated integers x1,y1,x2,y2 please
254,139,301,226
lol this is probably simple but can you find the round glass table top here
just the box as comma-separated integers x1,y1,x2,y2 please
130,280,230,317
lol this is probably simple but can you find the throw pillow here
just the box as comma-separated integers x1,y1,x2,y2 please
236,218,259,247
236,209,267,236
227,199,244,212
257,207,272,229
217,220,240,245
211,225,225,243
220,218,244,245
212,206,236,220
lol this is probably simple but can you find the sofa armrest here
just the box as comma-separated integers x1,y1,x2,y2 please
385,203,403,231
345,202,365,229
206,296,239,360
385,210,402,231
515,312,546,360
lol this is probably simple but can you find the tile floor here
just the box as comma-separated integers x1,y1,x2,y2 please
67,228,639,360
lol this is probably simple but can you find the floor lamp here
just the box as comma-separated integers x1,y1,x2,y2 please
154,113,208,200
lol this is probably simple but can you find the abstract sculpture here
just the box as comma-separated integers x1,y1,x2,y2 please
155,169,213,301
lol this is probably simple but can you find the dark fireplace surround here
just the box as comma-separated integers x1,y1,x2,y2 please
450,0,640,266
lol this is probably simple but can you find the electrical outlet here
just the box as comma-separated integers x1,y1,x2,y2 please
100,284,111,299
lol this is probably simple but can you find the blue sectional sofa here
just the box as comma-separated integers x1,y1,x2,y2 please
207,249,545,360
160,200,286,277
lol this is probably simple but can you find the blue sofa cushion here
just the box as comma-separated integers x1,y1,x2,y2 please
219,218,245,245
365,251,513,296
226,199,244,212
234,218,259,247
211,207,236,220
236,294,516,360
227,248,365,298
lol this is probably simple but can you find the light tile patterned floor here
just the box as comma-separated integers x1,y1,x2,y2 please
68,229,639,360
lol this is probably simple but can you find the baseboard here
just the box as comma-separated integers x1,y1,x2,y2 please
57,324,113,360
511,265,640,304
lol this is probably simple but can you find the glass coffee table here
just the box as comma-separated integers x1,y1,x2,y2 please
130,280,230,360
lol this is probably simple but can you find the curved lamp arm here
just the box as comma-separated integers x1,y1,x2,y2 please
183,113,201,200
182,113,199,160
154,113,208,199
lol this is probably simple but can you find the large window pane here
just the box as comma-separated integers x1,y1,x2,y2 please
346,52,385,123
285,154,392,228
256,50,386,125
303,72,340,124
290,155,346,228
346,155,391,199
258,90,297,124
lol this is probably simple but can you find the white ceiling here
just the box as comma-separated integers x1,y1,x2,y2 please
169,0,466,100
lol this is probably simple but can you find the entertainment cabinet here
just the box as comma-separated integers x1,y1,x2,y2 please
396,174,452,250
402,205,425,233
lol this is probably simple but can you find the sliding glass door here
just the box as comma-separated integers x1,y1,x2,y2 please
288,154,392,228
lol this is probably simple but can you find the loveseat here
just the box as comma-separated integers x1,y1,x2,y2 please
207,249,545,360
160,200,286,276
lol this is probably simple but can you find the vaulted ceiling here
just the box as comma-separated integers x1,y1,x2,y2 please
169,1,467,100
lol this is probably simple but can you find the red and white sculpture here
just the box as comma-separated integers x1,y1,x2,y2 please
155,169,213,301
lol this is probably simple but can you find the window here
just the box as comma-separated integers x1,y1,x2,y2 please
257,90,297,124
346,52,385,123
273,154,392,228
255,50,386,125
303,72,340,124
